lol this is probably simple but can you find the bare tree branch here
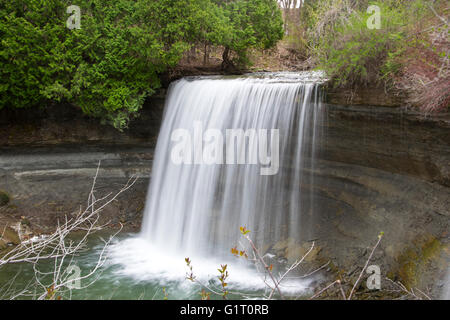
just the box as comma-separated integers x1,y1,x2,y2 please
0,161,137,300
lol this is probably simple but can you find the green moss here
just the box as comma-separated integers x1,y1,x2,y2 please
422,237,442,260
396,235,443,289
0,190,10,206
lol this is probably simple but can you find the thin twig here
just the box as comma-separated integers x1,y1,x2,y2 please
268,242,315,300
348,233,383,300
309,280,339,300
245,234,285,300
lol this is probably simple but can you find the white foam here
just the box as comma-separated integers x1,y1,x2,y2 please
108,236,315,297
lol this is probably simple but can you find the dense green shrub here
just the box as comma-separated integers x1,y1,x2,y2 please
217,0,284,67
0,0,190,129
0,0,284,129
302,0,449,100
305,1,408,88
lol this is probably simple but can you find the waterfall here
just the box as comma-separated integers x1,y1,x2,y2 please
140,72,324,259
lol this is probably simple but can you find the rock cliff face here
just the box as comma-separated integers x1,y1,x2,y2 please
307,103,449,296
0,89,448,297
0,96,165,234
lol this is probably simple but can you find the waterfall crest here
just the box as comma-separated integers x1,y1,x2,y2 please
141,72,324,258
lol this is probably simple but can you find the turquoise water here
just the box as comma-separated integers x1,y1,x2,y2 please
0,232,313,300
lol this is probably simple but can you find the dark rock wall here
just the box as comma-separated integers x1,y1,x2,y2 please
307,104,449,295
320,104,450,186
0,97,165,233
0,93,166,148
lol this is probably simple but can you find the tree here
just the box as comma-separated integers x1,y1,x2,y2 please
0,0,284,129
218,0,284,69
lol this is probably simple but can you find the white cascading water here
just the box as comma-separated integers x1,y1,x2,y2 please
110,72,324,293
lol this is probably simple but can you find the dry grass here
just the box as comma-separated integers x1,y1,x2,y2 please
394,23,449,113
389,2,449,113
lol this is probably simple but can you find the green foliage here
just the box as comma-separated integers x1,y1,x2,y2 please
239,226,251,235
162,287,169,300
302,0,447,90
0,0,183,129
0,0,68,109
307,1,408,87
220,0,284,66
0,0,283,129
217,264,229,299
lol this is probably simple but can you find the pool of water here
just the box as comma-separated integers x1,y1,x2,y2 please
0,232,316,300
